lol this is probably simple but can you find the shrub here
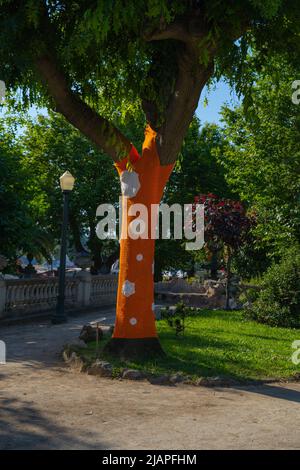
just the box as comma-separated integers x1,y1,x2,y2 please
246,247,300,327
239,285,261,306
160,302,199,336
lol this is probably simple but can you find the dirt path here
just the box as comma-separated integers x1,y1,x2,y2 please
0,310,300,450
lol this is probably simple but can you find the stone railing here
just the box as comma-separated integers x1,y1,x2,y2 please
0,273,118,320
90,275,118,306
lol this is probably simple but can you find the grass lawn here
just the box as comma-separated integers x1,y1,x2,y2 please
79,309,300,382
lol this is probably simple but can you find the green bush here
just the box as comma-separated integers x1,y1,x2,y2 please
239,285,261,305
246,247,300,327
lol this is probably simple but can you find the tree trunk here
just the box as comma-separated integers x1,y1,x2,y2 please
154,262,163,282
88,226,103,271
104,126,174,359
210,250,219,280
225,250,232,310
69,214,85,253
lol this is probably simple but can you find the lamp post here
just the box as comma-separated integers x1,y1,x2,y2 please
52,171,75,325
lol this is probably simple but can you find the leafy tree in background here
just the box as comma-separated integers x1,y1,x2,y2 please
220,57,300,262
21,112,120,271
246,245,300,327
158,117,232,280
165,117,232,204
193,194,254,308
0,119,54,265
1,0,299,357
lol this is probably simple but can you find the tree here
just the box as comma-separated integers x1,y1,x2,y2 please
0,118,53,265
194,194,254,308
220,56,300,260
165,117,232,203
1,0,299,358
21,112,120,271
246,245,300,327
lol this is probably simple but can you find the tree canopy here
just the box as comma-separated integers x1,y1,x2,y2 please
220,56,300,258
20,111,120,269
0,118,54,262
1,0,299,165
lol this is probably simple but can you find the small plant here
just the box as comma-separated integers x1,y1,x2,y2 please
161,302,198,336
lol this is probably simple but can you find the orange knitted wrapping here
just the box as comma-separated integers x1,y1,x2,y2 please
113,125,174,338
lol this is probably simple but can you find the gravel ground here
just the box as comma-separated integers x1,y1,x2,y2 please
0,309,300,450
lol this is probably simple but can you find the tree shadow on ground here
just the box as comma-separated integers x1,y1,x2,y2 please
238,383,300,404
157,331,269,380
0,396,109,450
98,327,298,384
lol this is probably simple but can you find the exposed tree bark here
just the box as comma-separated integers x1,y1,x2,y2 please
144,11,210,43
143,11,215,165
35,54,131,162
144,12,249,166
34,6,248,168
155,45,214,165
142,55,214,164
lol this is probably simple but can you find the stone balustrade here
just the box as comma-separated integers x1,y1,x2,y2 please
0,273,118,320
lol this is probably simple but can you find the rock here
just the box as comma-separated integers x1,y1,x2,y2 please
87,360,112,377
62,347,72,362
122,369,146,380
148,374,171,385
182,377,193,385
67,352,86,372
169,373,186,384
196,376,237,387
79,324,103,344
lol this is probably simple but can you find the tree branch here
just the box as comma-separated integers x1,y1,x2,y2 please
144,13,209,43
144,13,250,165
143,13,215,165
35,54,131,162
155,43,214,165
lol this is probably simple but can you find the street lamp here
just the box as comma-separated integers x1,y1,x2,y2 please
52,171,75,324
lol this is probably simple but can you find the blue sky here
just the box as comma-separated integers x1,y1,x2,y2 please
196,79,240,125
1,78,240,126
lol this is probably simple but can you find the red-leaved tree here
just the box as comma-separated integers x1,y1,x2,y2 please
194,193,255,309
